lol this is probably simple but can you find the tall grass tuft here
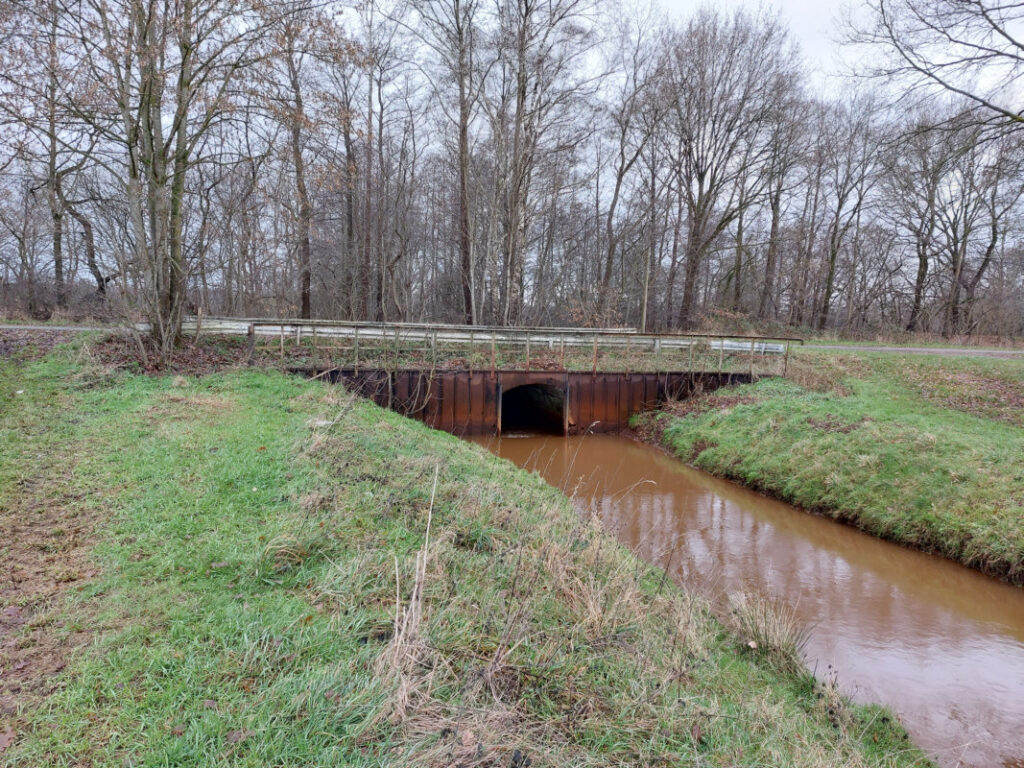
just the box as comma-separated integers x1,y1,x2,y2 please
727,592,809,675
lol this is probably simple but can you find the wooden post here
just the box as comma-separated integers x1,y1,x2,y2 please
496,378,502,435
194,306,204,347
246,324,255,366
563,374,570,436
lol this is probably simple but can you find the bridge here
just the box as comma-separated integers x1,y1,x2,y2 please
190,317,800,436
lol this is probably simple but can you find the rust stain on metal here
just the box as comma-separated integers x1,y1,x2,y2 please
306,368,754,436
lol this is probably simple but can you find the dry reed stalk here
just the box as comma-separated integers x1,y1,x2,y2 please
372,466,441,724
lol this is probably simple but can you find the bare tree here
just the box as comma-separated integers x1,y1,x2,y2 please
403,0,486,324
814,97,880,331
851,0,1024,127
595,9,664,321
55,0,306,353
665,8,799,328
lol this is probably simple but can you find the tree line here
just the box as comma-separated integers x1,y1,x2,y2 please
1,0,1023,352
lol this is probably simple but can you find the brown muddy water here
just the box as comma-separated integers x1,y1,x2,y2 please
469,433,1024,768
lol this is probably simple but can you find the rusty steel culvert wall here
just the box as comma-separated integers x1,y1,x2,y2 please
306,369,755,436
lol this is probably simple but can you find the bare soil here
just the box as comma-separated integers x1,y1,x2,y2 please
0,474,101,743
0,329,79,362
92,333,248,376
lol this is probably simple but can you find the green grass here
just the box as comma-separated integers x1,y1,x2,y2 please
802,338,1024,351
649,350,1024,583
0,346,928,767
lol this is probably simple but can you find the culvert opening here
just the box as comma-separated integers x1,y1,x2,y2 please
501,383,566,435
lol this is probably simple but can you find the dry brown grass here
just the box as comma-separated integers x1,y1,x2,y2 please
784,353,871,395
726,592,810,676
371,468,444,727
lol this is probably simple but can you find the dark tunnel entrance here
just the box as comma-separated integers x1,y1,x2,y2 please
501,383,566,435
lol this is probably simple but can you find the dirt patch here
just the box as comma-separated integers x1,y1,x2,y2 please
806,415,871,434
0,478,101,738
146,390,236,421
0,329,79,361
93,334,248,376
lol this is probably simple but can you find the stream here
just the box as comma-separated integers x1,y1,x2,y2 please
469,433,1024,768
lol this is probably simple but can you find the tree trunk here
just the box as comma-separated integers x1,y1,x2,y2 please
906,243,928,331
286,47,312,319
758,181,783,320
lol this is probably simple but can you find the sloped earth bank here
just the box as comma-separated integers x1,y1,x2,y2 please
634,352,1024,585
0,348,925,767
474,433,1024,768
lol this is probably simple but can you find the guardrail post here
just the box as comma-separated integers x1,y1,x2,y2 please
560,334,565,369
354,327,360,371
592,335,598,376
718,338,724,373
784,341,790,378
279,323,285,361
525,334,531,369
246,324,255,366
750,339,755,379
491,331,497,374
431,330,437,369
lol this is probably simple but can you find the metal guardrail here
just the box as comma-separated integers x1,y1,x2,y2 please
180,316,802,376
185,317,798,355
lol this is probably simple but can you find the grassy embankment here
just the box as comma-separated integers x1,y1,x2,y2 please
641,351,1024,583
0,343,928,767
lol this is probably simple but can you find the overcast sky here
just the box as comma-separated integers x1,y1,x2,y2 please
656,0,860,85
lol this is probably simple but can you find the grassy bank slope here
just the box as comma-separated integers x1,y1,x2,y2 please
644,352,1024,583
0,348,927,767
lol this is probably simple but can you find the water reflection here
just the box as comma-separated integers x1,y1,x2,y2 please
472,434,1024,768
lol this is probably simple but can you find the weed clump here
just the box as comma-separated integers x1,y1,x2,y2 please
727,592,809,676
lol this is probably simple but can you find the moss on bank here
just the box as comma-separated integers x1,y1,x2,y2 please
643,351,1024,584
0,347,928,767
